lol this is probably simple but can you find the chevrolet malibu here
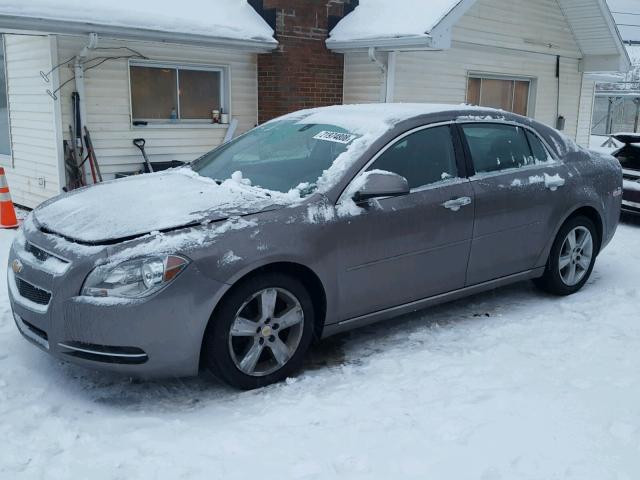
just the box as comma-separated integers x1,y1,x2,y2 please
9,104,622,389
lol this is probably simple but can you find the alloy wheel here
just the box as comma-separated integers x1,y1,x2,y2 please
558,226,593,287
228,288,305,377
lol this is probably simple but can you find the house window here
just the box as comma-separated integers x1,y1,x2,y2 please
467,76,530,116
0,35,12,160
129,62,226,123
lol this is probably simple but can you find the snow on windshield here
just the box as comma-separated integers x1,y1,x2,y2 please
279,103,489,194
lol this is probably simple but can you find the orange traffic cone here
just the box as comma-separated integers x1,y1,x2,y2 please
0,167,19,229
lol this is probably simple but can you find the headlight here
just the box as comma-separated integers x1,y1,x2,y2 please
82,255,189,299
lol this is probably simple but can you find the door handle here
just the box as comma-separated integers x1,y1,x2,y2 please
544,174,566,191
442,196,472,212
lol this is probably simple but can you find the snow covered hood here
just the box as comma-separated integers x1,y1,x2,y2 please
0,0,276,49
33,170,290,244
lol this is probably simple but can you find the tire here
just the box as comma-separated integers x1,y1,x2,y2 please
533,215,600,296
203,273,315,390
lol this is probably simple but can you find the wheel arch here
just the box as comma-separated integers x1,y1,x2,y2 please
567,206,603,250
199,261,328,370
537,204,605,268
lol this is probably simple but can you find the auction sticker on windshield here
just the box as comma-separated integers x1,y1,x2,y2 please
313,131,357,144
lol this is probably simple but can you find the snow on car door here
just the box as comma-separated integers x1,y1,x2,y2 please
460,123,570,286
335,124,475,319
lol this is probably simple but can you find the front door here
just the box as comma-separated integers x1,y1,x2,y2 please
459,122,570,285
336,124,475,320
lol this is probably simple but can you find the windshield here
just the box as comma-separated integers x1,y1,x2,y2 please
191,120,360,195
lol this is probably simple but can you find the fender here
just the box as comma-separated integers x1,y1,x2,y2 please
535,199,606,268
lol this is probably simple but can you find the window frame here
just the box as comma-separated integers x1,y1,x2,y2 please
128,60,230,126
0,35,12,167
337,121,469,205
455,120,559,180
465,73,535,117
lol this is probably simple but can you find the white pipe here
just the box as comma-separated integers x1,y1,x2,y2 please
368,46,386,73
386,51,397,103
368,47,388,103
73,33,98,150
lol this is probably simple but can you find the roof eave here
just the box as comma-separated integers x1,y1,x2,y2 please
582,53,632,74
326,35,434,53
593,0,631,73
0,15,279,52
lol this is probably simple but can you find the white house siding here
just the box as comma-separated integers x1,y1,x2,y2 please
56,36,259,179
343,0,586,140
3,34,61,208
576,76,596,147
343,52,385,104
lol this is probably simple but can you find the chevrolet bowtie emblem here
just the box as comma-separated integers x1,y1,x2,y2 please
12,259,23,274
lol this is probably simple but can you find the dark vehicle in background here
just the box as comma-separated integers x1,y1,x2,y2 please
610,133,640,214
8,104,623,390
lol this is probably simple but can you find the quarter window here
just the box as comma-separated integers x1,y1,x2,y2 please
367,126,458,189
462,124,542,174
130,63,226,123
525,130,552,163
467,76,530,116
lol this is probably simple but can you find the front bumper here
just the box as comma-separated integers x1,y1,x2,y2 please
8,229,228,378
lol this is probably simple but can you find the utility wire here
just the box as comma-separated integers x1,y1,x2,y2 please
46,53,148,99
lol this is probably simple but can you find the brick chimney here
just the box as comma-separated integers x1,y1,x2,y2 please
251,0,357,124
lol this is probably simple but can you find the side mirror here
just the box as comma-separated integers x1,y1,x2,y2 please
352,171,410,202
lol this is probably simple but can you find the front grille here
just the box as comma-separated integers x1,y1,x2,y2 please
15,277,51,305
24,241,51,262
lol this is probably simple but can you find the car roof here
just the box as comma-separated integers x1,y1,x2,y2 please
276,103,513,137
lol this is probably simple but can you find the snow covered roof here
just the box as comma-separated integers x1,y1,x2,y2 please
327,0,474,51
0,0,277,51
328,0,630,72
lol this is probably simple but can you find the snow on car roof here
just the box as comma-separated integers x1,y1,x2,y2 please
0,0,276,44
328,0,463,43
281,103,496,135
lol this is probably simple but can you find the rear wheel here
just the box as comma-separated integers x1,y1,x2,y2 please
533,215,599,296
203,273,315,390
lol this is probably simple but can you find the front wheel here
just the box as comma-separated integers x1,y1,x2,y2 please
203,273,315,390
533,215,599,296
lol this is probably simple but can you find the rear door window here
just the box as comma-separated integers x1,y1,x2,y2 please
367,125,458,189
461,124,536,174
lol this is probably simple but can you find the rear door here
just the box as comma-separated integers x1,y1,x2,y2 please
336,124,475,319
459,122,570,286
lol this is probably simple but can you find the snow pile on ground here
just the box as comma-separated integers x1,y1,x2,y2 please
328,0,463,43
33,169,299,243
0,0,276,43
2,220,640,478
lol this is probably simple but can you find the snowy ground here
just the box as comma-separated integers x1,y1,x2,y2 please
2,218,640,479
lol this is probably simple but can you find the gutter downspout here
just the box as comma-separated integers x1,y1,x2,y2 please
386,51,397,103
368,47,389,102
74,33,99,150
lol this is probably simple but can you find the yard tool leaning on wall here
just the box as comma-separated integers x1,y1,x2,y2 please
133,138,154,173
83,126,103,183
